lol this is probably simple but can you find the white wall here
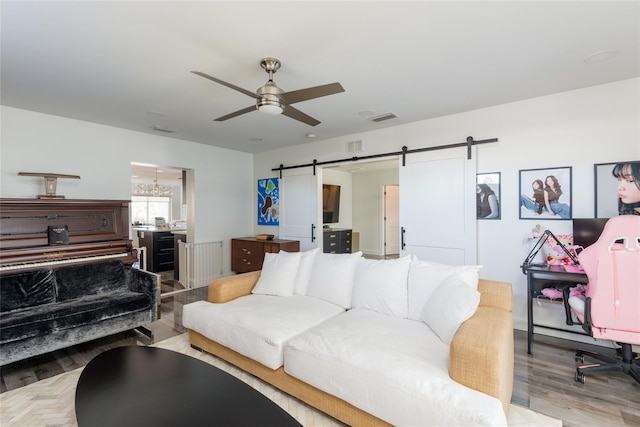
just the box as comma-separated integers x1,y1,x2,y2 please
1,106,255,274
254,78,640,334
2,78,638,338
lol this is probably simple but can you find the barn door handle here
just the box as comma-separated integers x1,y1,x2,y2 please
311,224,316,242
401,227,406,250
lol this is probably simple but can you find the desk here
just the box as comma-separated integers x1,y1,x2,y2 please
522,264,588,354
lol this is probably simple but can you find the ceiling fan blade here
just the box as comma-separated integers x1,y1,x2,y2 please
282,105,321,127
191,71,259,100
283,82,345,105
214,106,256,122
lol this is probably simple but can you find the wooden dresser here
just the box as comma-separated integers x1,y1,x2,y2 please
231,237,300,273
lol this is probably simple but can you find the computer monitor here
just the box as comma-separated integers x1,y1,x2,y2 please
572,218,609,249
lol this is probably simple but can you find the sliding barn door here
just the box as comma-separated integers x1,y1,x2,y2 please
279,168,320,251
399,146,477,265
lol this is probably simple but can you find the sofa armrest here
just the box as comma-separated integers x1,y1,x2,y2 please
477,279,513,312
126,267,159,296
208,271,261,303
449,305,514,415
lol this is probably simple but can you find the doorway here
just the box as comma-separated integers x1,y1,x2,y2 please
325,159,399,257
131,163,191,296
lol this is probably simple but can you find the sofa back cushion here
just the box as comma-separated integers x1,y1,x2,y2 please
293,248,319,295
0,269,57,312
56,260,126,301
307,252,362,308
252,250,301,297
407,257,481,321
420,274,481,344
351,255,411,318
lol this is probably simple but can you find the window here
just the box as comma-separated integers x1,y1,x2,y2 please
131,196,171,225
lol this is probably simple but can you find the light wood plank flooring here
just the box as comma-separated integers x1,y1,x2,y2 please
1,274,638,426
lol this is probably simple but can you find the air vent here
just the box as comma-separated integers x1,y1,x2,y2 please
152,125,178,133
369,113,397,123
347,140,363,154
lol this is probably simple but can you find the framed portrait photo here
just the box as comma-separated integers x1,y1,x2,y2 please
476,172,501,219
594,161,640,218
519,166,572,220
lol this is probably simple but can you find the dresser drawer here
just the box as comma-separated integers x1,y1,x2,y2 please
232,241,262,272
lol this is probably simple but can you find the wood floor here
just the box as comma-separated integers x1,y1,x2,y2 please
1,275,638,426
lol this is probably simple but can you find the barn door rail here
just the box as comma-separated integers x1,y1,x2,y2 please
273,136,498,177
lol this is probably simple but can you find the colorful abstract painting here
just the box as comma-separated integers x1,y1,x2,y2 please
258,178,279,225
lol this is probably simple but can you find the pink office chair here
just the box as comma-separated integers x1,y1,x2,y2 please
568,215,640,384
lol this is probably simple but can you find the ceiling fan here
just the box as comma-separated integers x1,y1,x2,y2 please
191,57,345,126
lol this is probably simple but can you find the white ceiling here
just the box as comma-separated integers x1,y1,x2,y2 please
2,1,638,154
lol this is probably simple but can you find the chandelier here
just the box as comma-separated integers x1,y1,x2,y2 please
134,168,173,196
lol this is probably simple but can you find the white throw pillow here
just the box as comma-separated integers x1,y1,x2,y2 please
352,255,411,318
252,250,301,297
407,257,482,321
420,274,481,345
307,251,362,308
294,248,319,295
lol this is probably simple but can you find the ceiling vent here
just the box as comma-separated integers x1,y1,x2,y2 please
152,125,178,133
347,140,363,154
369,113,397,123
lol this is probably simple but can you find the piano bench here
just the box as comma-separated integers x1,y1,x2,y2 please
0,260,159,366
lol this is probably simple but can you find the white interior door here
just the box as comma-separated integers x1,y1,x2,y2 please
279,168,319,251
384,185,400,256
399,146,477,265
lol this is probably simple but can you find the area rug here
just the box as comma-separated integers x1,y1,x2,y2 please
0,333,561,427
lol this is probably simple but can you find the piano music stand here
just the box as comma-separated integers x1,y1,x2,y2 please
18,172,81,199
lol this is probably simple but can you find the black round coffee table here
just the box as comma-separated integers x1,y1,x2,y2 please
75,346,302,427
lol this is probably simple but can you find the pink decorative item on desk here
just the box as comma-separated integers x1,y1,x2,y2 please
564,264,584,273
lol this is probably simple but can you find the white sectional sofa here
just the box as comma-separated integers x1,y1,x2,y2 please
183,250,514,426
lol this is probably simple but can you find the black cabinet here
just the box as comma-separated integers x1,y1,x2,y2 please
323,229,352,254
138,230,175,272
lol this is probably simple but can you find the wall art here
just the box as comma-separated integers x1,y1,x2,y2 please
519,166,572,220
594,161,640,217
257,178,279,225
476,172,501,219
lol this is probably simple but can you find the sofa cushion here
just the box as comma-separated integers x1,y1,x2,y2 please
352,255,411,318
293,248,319,295
0,269,56,312
284,308,506,426
56,260,127,301
306,251,362,308
182,294,345,370
420,274,481,344
0,289,153,344
252,250,301,297
407,257,481,321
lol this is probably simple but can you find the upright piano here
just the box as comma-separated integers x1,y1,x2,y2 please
0,198,137,273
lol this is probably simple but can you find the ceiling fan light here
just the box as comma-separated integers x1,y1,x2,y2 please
257,101,284,115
